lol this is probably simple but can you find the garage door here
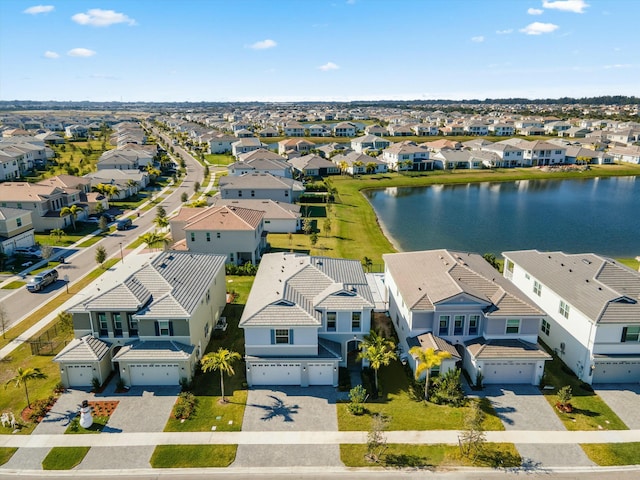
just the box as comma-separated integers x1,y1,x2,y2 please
251,363,301,386
66,364,94,386
482,362,536,384
593,361,640,383
129,363,180,386
308,363,334,385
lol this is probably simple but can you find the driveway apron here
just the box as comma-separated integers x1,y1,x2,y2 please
594,384,640,429
233,386,342,467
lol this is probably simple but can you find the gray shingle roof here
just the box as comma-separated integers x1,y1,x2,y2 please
54,335,110,363
503,250,640,324
464,338,551,360
112,340,194,361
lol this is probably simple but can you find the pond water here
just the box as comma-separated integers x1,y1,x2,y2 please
363,176,640,257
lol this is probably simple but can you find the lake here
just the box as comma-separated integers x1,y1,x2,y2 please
363,176,640,258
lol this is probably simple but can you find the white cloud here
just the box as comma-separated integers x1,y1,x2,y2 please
44,51,59,59
528,8,544,15
496,29,513,34
542,0,589,13
471,36,484,43
603,64,632,69
23,5,54,14
346,0,356,4
318,62,339,71
248,39,277,50
67,48,96,57
520,22,559,35
72,9,137,27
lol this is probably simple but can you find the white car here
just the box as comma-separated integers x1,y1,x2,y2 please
14,247,42,259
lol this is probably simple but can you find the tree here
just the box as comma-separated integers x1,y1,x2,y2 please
362,256,373,272
56,311,74,333
365,162,377,174
482,253,501,271
357,330,397,393
49,228,65,245
402,159,413,171
322,217,332,237
310,232,318,247
60,204,83,231
200,348,241,403
408,347,452,401
5,367,47,408
365,413,389,463
459,400,486,459
140,231,170,251
154,216,169,230
181,192,188,203
98,216,108,232
302,217,313,235
95,245,107,267
156,205,167,220
193,181,201,193
40,244,53,266
0,304,8,339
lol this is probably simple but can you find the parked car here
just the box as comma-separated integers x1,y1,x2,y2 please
26,268,58,292
14,247,42,259
87,213,115,224
116,218,133,230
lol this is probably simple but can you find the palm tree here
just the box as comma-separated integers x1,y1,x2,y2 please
154,216,169,231
49,228,65,244
362,256,373,272
409,347,452,401
365,162,377,174
5,367,48,408
139,231,170,251
60,204,83,231
357,330,397,393
201,348,241,403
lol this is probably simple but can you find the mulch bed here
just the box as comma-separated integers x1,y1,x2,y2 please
88,401,119,417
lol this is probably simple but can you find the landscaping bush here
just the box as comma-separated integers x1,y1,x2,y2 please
29,396,56,422
347,385,368,416
225,263,258,276
429,368,466,407
173,392,197,420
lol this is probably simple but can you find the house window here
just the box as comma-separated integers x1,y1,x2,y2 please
439,315,450,335
204,322,210,338
17,203,22,209
98,312,108,336
206,232,211,242
113,313,123,337
559,301,570,319
327,312,336,332
238,190,242,197
251,190,255,197
621,326,640,342
275,329,290,344
533,281,542,296
506,319,520,334
454,315,465,335
468,315,479,335
190,232,195,242
128,314,138,337
158,321,170,336
16,218,22,227
541,319,550,335
217,232,221,239
352,312,361,332
284,191,289,197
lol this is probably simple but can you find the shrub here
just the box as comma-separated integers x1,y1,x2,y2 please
225,263,258,276
91,377,101,391
429,368,466,407
557,385,572,405
29,396,56,422
475,371,484,389
173,391,197,420
53,382,66,394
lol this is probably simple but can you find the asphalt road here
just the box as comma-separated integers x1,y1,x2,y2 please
0,127,204,332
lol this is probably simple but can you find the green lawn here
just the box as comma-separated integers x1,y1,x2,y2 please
1,280,25,289
581,443,640,466
540,346,627,431
337,361,503,431
65,415,110,434
340,443,521,468
204,153,235,166
150,445,236,468
0,448,17,466
42,446,90,470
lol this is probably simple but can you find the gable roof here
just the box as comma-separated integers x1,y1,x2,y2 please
178,205,264,231
54,335,110,363
219,172,304,191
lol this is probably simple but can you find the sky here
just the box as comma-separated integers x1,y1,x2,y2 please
1,0,638,102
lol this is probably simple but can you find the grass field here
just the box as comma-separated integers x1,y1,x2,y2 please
581,442,640,466
150,445,236,468
42,446,90,470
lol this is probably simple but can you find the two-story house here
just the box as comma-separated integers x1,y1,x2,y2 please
384,250,551,385
170,205,266,265
54,251,227,387
218,173,304,203
240,252,375,387
0,207,36,255
350,134,391,154
381,142,432,171
503,250,640,384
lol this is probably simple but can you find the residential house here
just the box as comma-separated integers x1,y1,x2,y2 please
464,123,489,136
332,122,357,137
259,127,279,138
384,250,550,385
381,142,432,171
350,134,391,154
230,149,292,178
503,250,640,384
231,138,266,157
422,139,462,152
0,207,35,255
210,198,301,233
85,169,149,201
97,147,154,171
364,125,388,137
218,173,304,203
64,125,89,140
288,154,340,178
488,123,515,136
518,140,566,166
608,145,640,164
277,138,315,156
560,127,592,138
235,128,255,138
331,151,388,176
54,251,227,387
170,205,266,265
307,124,331,137
431,150,481,170
481,142,525,167
544,121,572,135
283,122,305,137
564,146,613,165
387,125,414,137
208,134,237,154
240,252,375,386
0,150,20,180
439,125,465,136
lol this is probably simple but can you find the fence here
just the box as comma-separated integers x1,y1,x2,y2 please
29,323,69,356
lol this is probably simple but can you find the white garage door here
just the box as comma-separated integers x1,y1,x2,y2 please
251,363,301,386
593,361,640,383
129,363,180,386
66,364,94,386
482,362,536,384
308,363,334,385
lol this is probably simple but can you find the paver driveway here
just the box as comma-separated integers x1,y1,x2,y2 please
233,386,342,467
594,384,640,429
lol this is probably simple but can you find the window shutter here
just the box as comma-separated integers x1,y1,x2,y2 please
289,329,294,344
154,321,160,336
270,329,275,344
621,327,628,343
169,321,174,336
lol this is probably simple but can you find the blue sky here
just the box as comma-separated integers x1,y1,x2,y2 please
1,0,638,102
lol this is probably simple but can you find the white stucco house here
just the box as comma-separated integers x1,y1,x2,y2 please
240,252,375,387
503,250,640,384
384,250,551,386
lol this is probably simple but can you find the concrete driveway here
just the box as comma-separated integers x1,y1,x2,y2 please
479,385,594,468
233,386,342,467
594,384,640,429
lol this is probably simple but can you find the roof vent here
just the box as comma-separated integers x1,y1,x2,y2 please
582,259,592,265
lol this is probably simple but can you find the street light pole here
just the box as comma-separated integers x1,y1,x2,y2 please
119,242,124,263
